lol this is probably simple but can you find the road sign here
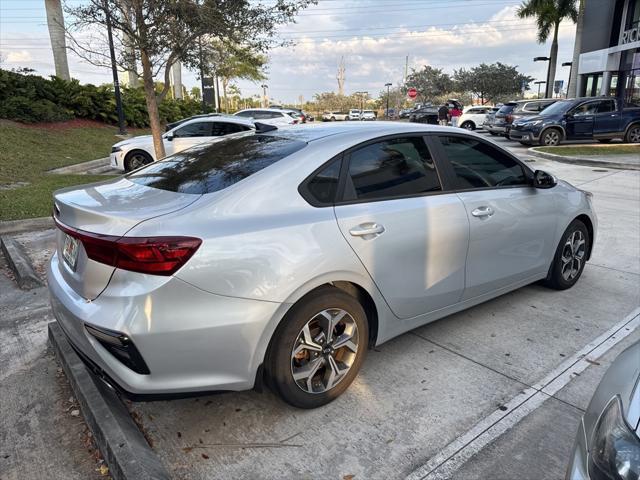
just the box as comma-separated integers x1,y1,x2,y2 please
407,87,418,99
554,80,564,94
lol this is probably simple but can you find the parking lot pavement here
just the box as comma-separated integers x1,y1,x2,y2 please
131,162,640,480
0,232,105,480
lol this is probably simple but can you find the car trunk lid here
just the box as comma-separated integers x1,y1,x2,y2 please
53,178,202,300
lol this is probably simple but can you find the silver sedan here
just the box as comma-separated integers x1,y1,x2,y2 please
48,122,597,408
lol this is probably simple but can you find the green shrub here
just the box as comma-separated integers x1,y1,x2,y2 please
0,69,208,127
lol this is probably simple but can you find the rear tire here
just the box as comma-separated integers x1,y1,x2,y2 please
543,219,590,290
124,150,153,172
624,124,640,143
266,286,368,409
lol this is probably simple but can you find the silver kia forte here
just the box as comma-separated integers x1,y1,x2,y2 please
48,122,596,408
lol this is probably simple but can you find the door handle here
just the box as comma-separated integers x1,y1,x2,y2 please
349,223,385,237
471,206,494,218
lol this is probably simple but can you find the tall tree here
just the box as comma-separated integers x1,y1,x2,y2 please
454,63,534,104
517,0,578,98
67,0,313,159
45,0,70,80
404,66,453,103
204,41,267,113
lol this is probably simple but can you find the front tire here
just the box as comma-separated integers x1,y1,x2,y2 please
461,121,475,130
266,286,368,409
544,219,590,290
124,150,153,172
539,128,562,146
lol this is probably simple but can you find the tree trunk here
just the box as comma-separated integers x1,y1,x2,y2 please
45,0,70,80
546,23,559,98
222,78,228,113
140,50,166,159
568,0,584,98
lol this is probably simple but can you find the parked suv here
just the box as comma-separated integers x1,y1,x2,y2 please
485,102,517,135
509,96,640,146
506,99,556,137
348,109,361,121
322,111,348,121
458,106,494,130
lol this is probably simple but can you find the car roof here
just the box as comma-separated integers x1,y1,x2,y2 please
237,108,295,114
258,121,474,144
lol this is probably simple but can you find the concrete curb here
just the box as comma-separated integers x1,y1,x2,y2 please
0,217,53,235
48,322,171,480
47,157,110,175
1,235,43,289
527,147,639,171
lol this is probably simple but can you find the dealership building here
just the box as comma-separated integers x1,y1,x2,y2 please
578,0,639,105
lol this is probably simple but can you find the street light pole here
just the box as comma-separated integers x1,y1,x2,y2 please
534,81,546,99
261,84,268,108
385,82,392,119
104,0,127,135
533,56,551,99
198,37,206,113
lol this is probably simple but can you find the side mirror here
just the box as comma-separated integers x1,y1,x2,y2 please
164,133,174,141
533,170,557,189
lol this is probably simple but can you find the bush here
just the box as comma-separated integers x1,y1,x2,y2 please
0,69,207,127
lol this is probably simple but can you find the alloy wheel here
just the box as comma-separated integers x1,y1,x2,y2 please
560,230,586,281
128,153,149,170
290,308,359,394
629,126,640,143
543,130,560,146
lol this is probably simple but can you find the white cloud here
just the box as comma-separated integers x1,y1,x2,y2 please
4,50,33,63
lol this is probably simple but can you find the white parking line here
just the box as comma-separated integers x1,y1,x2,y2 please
406,307,640,480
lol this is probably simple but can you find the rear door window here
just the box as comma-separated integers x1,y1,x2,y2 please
210,122,251,136
597,99,616,113
343,137,441,201
173,121,212,138
127,135,306,194
438,136,528,189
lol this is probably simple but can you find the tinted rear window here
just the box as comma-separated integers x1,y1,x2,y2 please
127,135,306,194
497,104,516,114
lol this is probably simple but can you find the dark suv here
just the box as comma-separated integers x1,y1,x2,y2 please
509,97,640,146
485,99,556,136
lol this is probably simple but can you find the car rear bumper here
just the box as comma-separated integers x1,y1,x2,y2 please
486,124,508,134
47,252,284,395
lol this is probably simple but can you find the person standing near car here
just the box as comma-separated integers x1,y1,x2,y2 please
449,104,462,127
438,104,449,126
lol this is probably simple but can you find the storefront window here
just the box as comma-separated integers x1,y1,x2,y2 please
624,71,640,107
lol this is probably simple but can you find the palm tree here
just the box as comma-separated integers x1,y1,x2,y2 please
518,0,578,98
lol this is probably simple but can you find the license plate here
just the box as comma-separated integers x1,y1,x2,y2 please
62,234,80,270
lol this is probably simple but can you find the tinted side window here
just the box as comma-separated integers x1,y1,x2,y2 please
345,137,441,201
573,102,599,116
235,111,254,118
305,160,341,205
438,136,527,189
597,99,616,113
211,122,249,136
173,122,212,138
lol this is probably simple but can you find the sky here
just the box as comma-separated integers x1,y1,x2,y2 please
0,0,578,104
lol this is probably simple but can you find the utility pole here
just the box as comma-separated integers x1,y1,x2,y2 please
337,57,345,96
104,1,127,135
404,55,409,84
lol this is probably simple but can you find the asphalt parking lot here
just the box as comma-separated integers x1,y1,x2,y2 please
1,132,638,480
127,149,640,480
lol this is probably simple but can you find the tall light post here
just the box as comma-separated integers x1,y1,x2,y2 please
534,56,551,98
261,84,268,108
562,62,573,98
534,81,546,99
385,82,392,119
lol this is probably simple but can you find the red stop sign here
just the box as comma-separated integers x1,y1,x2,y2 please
407,87,418,99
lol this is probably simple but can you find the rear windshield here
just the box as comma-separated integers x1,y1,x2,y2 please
497,104,516,114
127,134,307,194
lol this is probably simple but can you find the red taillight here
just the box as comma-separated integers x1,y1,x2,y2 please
54,218,201,276
506,114,513,123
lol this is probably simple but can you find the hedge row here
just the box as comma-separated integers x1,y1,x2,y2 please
0,69,206,127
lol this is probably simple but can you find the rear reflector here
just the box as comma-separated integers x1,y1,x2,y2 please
54,217,201,276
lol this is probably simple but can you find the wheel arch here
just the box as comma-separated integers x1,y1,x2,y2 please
575,213,595,261
540,125,566,141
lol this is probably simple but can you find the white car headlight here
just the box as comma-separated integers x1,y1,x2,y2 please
111,146,122,153
589,396,640,480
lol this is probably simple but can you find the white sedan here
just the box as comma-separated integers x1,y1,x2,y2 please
234,108,300,126
110,116,255,172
